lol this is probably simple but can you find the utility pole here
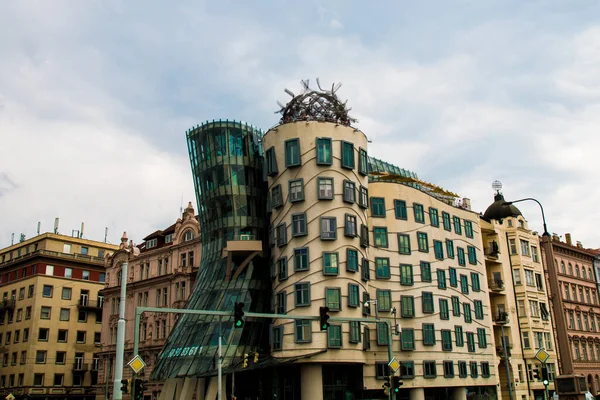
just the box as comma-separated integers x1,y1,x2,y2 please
113,262,128,400
218,319,222,400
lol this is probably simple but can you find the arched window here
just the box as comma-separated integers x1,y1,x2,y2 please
561,261,566,274
576,265,580,278
583,268,587,280
182,230,195,242
569,263,573,275
590,268,594,281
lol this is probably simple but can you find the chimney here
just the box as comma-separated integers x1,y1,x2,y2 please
565,233,572,246
462,198,471,211
577,241,583,248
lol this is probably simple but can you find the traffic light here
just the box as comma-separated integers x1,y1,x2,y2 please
133,379,148,400
234,302,245,328
319,306,330,331
542,366,549,386
120,379,129,393
382,376,391,395
254,353,259,363
392,376,403,392
533,367,540,380
243,353,249,368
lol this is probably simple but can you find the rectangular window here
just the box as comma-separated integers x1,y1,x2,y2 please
453,216,462,235
371,197,386,217
457,247,466,266
360,224,369,247
277,257,288,281
467,246,477,265
440,299,449,320
375,258,390,279
292,213,307,237
421,261,432,282
349,321,361,343
323,252,339,275
471,273,481,291
318,177,334,199
442,330,453,351
394,200,407,219
343,180,356,203
400,361,415,378
42,285,53,298
377,290,391,312
272,326,283,351
320,217,337,240
442,212,451,231
509,238,517,254
481,362,491,378
525,270,535,286
470,361,478,378
276,291,286,314
289,179,305,202
401,328,415,350
459,361,468,378
358,148,368,175
532,245,539,262
294,248,309,271
449,267,457,287
361,258,370,281
465,220,474,238
444,360,455,377
285,138,301,167
346,249,358,272
433,240,444,260
373,227,388,248
316,137,332,165
460,275,469,294
464,303,472,323
266,147,278,176
327,325,342,348
437,270,447,289
455,326,464,347
294,282,310,306
348,284,360,307
477,328,487,348
422,292,434,313
271,185,283,208
513,269,522,285
398,234,411,254
423,361,437,378
341,141,355,169
423,323,436,345
466,332,476,352
446,239,455,259
520,239,531,256
363,293,371,316
401,296,415,318
429,207,439,227
376,322,389,345
413,203,425,223
276,223,287,247
359,186,368,209
474,300,484,319
452,296,461,316
417,232,428,252
294,320,312,343
400,264,413,286
326,288,341,311
40,306,51,320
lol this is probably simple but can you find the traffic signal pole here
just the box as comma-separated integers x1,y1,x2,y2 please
113,262,128,400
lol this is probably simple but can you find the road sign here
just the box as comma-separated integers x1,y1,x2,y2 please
535,348,550,363
388,357,400,373
128,355,147,374
6,394,15,400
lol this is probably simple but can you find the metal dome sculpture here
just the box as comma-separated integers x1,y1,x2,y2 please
276,78,358,126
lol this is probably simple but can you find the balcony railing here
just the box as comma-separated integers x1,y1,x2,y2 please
494,311,509,324
489,280,505,291
72,362,88,373
485,241,500,258
0,249,105,267
0,299,16,310
77,299,103,309
496,345,512,357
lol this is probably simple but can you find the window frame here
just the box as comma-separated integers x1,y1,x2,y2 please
316,137,333,165
341,141,355,169
288,179,305,203
284,138,301,168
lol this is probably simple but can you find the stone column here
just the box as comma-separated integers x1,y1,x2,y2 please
301,364,323,400
409,387,425,400
453,386,467,400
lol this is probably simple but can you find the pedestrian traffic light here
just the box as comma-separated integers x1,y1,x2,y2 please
533,367,540,380
243,353,249,368
120,379,129,393
392,376,403,392
542,366,549,386
254,353,259,363
133,378,148,400
234,302,245,328
319,306,330,331
382,376,391,395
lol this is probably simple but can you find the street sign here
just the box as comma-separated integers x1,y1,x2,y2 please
6,394,15,400
388,357,400,373
535,348,550,363
128,355,147,374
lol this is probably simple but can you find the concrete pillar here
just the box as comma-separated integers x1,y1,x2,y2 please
409,387,425,400
195,378,206,400
178,377,198,400
301,364,323,400
453,386,467,400
159,378,183,400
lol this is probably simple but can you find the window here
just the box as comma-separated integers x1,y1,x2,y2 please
346,249,358,272
318,177,334,199
38,328,49,341
359,186,368,208
360,224,369,247
398,234,411,254
417,232,428,252
284,138,301,167
421,261,432,282
471,273,481,291
460,275,469,294
266,147,278,176
437,270,447,289
401,296,415,318
457,247,466,266
477,328,487,348
316,138,332,165
442,212,451,231
463,303,472,323
375,363,390,379
448,268,457,288
295,320,311,343
520,240,531,256
458,361,468,378
62,287,72,300
348,284,359,307
377,290,391,311
442,330,453,351
272,326,283,351
466,332,476,352
401,328,415,350
361,258,370,281
400,264,413,286
294,248,309,271
423,361,437,378
429,207,439,227
467,246,477,265
28,285,34,298
271,185,283,208
349,321,361,343
358,148,368,175
394,200,407,219
276,223,287,247
371,198,386,217
373,227,388,248
341,141,354,169
444,360,455,377
376,322,389,345
289,179,305,202
446,240,455,259
76,331,86,343
277,258,288,281
422,292,434,313
452,296,461,316
25,306,33,320
455,326,464,347
423,323,435,345
320,217,336,240
323,252,339,275
433,240,444,260
326,288,341,311
413,203,425,223
40,306,51,319
82,270,90,280
375,258,390,279
525,270,535,286
46,265,54,275
36,350,46,364
465,220,474,238
276,292,286,314
474,300,484,320
294,282,310,306
470,362,478,378
33,374,44,387
292,213,307,237
453,216,462,235
440,299,449,320
343,180,356,203
344,214,357,237
529,300,540,318
513,269,522,285
327,325,342,348
57,330,68,343
481,362,490,378
42,285,53,297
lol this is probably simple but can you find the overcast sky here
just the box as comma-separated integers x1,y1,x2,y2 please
1,1,599,249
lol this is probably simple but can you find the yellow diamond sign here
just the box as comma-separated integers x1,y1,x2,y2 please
128,355,146,374
535,349,550,363
388,358,400,373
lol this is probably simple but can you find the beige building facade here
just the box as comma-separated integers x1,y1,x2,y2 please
481,193,557,400
96,203,201,400
0,233,118,399
264,121,499,399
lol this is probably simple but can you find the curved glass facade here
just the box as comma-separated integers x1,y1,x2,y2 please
152,120,270,380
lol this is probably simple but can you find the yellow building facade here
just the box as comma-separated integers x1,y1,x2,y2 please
0,233,118,399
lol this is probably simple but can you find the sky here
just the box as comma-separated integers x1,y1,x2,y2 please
1,0,599,248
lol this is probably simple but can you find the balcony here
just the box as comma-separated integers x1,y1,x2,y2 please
489,280,505,292
72,362,88,373
0,299,16,310
493,311,509,324
77,299,103,310
484,241,500,259
496,345,512,358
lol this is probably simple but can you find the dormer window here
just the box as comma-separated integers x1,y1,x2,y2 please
146,239,157,249
165,234,173,244
182,231,194,242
